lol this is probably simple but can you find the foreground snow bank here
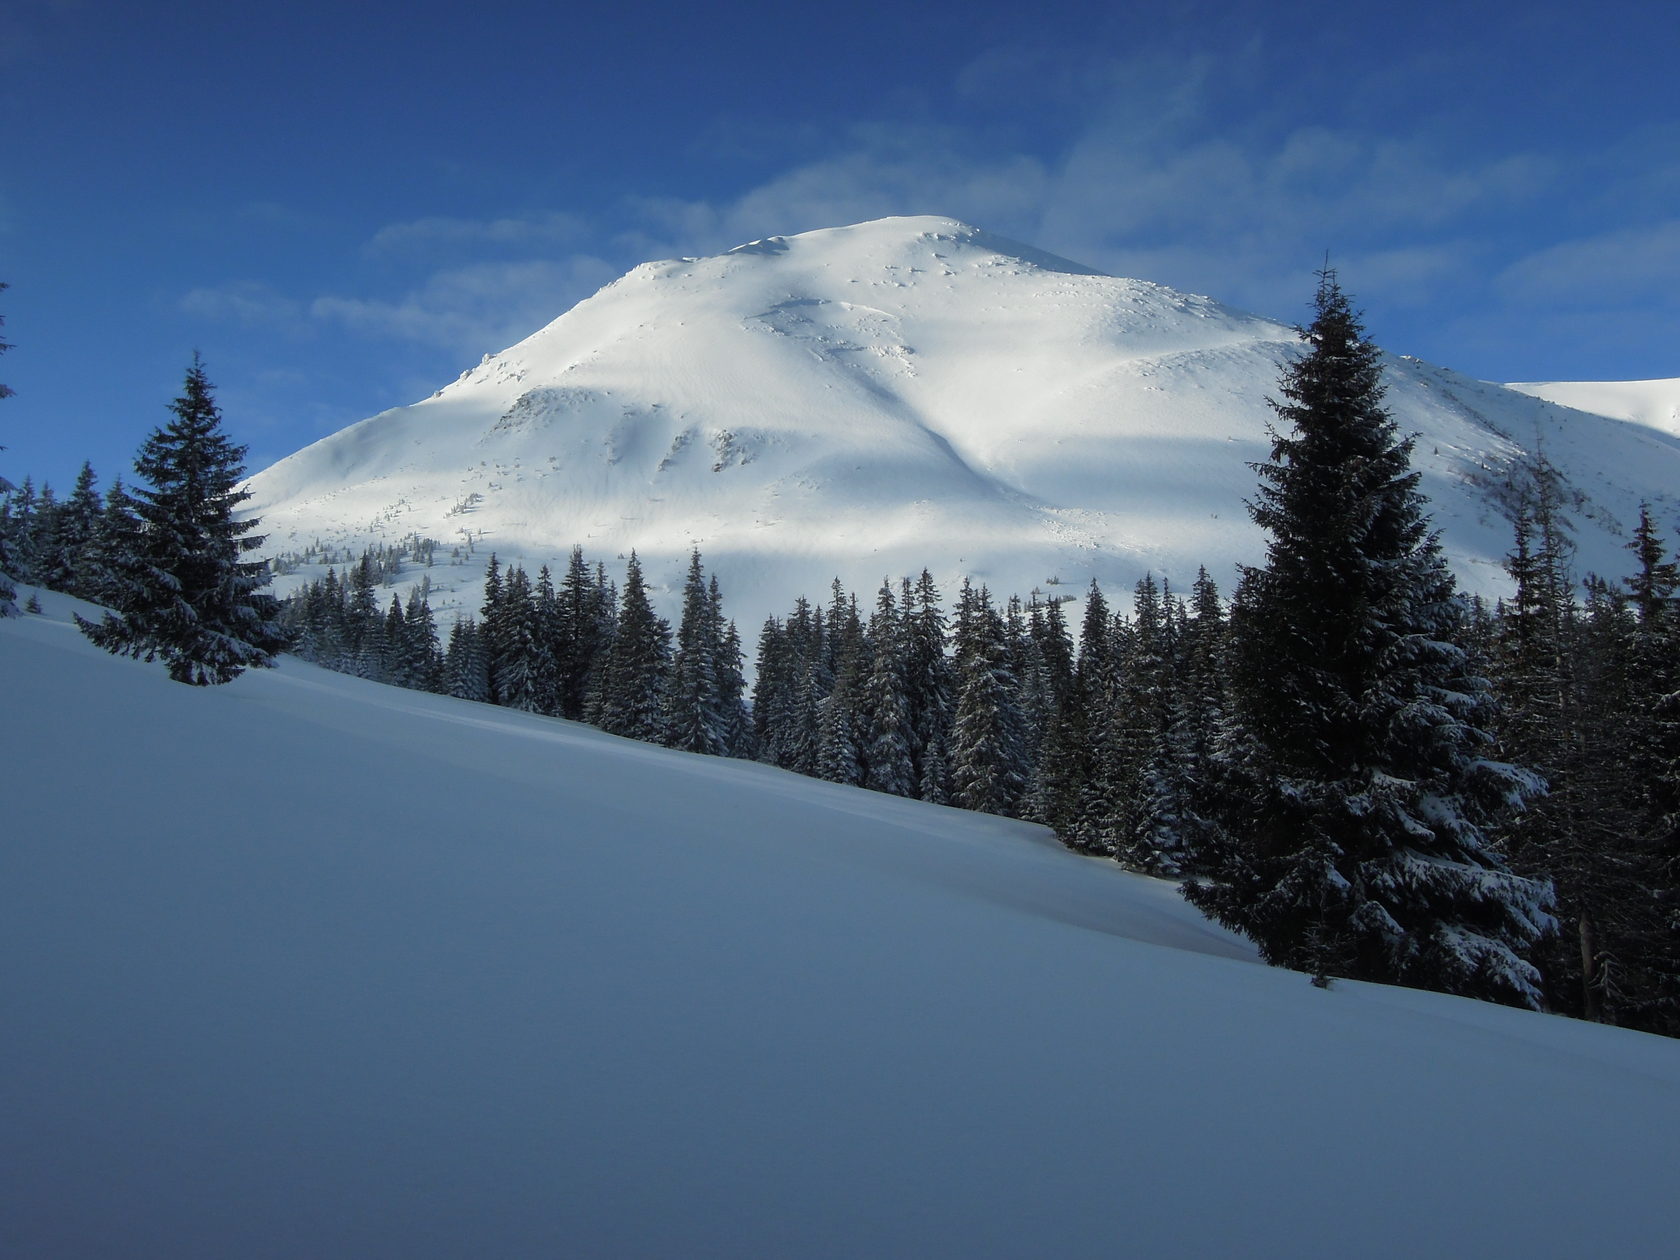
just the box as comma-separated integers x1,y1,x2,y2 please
4,592,1678,1259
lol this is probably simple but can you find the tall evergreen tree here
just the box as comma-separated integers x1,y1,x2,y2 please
77,356,287,684
861,579,916,797
715,605,754,759
79,477,141,609
1050,580,1122,853
1185,272,1553,1007
3,476,40,586
47,462,103,597
904,570,952,803
530,564,564,715
445,617,492,703
595,551,671,743
948,584,1027,816
557,545,610,719
493,564,543,712
665,550,727,755
403,587,444,693
1169,568,1235,878
810,581,863,784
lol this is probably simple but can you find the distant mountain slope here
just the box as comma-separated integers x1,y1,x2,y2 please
5,589,1680,1258
242,216,1680,627
1507,377,1680,440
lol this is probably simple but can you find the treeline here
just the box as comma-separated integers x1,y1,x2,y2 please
0,463,145,609
281,545,753,757
5,278,1676,1034
1478,466,1680,1032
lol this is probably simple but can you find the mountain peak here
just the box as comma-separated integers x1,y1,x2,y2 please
242,221,1680,639
719,215,1106,279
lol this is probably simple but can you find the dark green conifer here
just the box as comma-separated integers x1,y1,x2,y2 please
77,356,286,685
1186,273,1553,1007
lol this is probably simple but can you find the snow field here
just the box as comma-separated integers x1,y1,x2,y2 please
4,591,1680,1259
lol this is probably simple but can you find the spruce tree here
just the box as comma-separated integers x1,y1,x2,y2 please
948,584,1027,816
50,462,103,597
531,564,564,715
445,617,492,703
1171,568,1235,878
1186,272,1553,1007
493,565,543,712
596,551,671,743
4,476,39,586
905,571,953,803
77,356,287,684
343,554,384,676
716,608,754,759
80,478,141,609
665,551,727,755
1611,509,1680,1032
403,588,445,693
861,580,916,796
753,616,795,765
557,545,609,719
1053,580,1121,853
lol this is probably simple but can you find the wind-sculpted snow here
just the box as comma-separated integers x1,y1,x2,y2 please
242,216,1680,631
5,592,1680,1258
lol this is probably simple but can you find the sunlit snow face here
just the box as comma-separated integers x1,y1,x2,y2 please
241,218,1680,639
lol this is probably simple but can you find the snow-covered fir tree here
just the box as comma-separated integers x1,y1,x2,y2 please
77,356,287,685
594,551,671,743
714,598,753,759
1051,580,1122,853
860,580,916,797
664,550,728,756
947,582,1027,816
78,478,141,610
530,565,564,715
1183,272,1554,1008
445,617,492,703
46,462,103,598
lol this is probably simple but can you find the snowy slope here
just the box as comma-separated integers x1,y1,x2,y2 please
242,217,1680,631
1507,377,1680,440
5,592,1680,1260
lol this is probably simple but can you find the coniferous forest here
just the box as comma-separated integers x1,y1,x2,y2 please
3,279,1677,1035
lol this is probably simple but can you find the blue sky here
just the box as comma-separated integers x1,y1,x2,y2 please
2,0,1676,490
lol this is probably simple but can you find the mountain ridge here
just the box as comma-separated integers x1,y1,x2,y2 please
242,216,1680,627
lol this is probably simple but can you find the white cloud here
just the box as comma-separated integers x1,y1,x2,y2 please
616,128,1052,263
1497,220,1680,306
179,283,305,328
309,256,617,355
367,212,590,255
593,104,1551,331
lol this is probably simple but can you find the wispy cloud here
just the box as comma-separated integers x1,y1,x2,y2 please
179,282,306,329
178,45,1659,385
1497,220,1680,306
309,256,616,355
367,212,591,255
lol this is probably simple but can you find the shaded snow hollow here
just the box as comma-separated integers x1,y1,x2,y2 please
4,590,1680,1259
240,216,1680,635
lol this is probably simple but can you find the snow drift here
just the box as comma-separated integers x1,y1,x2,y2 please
5,591,1680,1258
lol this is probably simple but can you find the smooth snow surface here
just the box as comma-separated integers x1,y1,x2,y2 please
5,593,1680,1259
1507,377,1680,440
241,216,1680,633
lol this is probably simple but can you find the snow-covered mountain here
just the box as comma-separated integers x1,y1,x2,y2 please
243,216,1680,626
1506,376,1680,441
6,590,1680,1258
